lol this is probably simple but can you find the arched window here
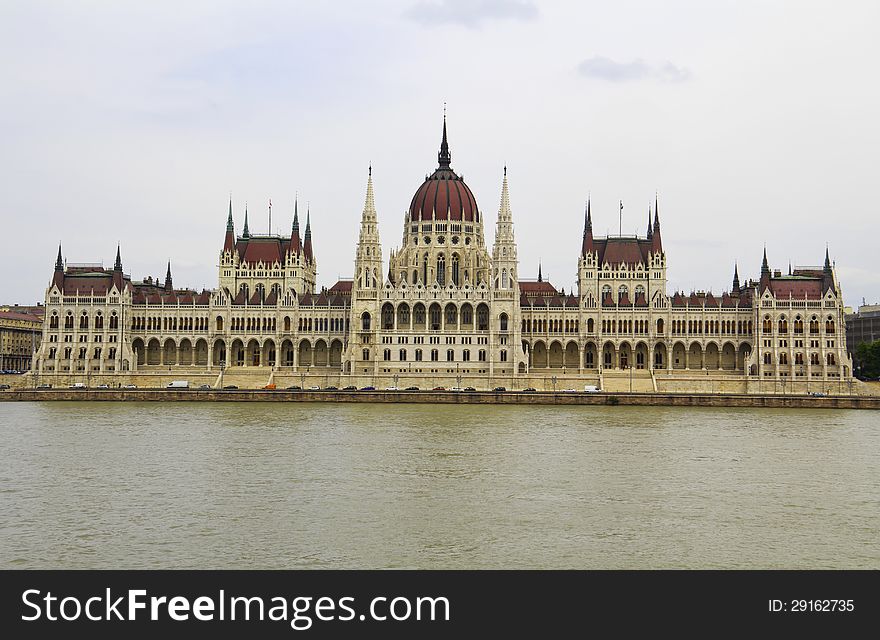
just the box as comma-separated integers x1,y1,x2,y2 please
778,316,788,333
382,304,394,330
587,318,594,333
50,313,59,329
437,254,446,286
423,254,429,285
500,313,508,331
477,304,489,331
763,316,772,334
80,312,89,329
618,285,628,302
635,285,645,300
95,312,104,329
501,269,509,289
657,318,665,334
216,316,224,331
361,312,371,331
451,254,460,286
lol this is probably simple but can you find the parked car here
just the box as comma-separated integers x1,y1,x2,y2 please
450,387,463,392
167,380,189,389
198,384,212,390
69,382,86,389
122,384,137,389
810,391,827,397
96,384,110,389
562,388,578,393
342,385,357,391
325,386,338,391
584,385,600,393
308,385,321,391
432,386,446,391
522,387,536,392
405,386,419,391
359,386,376,391
222,385,239,390
493,386,506,392
286,385,302,390
385,386,399,391
0,384,10,390
463,386,476,392
36,384,52,389
263,383,277,390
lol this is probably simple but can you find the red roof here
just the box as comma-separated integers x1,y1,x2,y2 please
770,278,823,300
329,280,353,293
409,169,479,223
594,238,653,267
241,238,285,265
0,310,42,323
520,281,558,297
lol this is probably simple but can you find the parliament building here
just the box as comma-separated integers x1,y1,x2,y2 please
34,118,854,392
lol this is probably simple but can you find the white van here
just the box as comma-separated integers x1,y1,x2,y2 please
167,380,190,389
69,382,86,389
584,385,600,393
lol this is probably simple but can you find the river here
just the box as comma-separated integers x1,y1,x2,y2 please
0,402,876,569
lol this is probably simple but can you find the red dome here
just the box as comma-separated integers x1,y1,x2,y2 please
407,116,479,223
408,169,479,223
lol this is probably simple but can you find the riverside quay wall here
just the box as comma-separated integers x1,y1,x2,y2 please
2,388,879,410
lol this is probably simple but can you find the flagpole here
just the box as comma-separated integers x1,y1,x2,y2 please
619,200,623,236
268,199,272,235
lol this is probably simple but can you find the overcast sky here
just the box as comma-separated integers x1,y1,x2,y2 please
2,0,878,307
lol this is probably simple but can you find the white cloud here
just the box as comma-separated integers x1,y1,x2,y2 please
577,56,691,83
406,0,538,28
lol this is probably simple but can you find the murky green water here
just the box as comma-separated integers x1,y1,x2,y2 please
0,402,877,569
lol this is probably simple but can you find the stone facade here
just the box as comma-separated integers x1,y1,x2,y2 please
0,308,42,371
33,118,854,391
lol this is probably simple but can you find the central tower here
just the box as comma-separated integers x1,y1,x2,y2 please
389,116,490,287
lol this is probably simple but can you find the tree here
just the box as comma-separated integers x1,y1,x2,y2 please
854,340,880,380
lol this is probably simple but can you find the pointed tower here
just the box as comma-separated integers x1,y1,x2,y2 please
219,198,240,293
646,204,654,240
52,244,65,289
652,193,662,252
823,247,834,292
489,166,525,376
303,206,313,264
491,166,519,288
577,197,599,300
732,263,740,295
537,263,543,283
243,205,250,238
224,198,235,252
348,166,385,377
760,246,771,291
164,261,173,292
353,166,383,292
112,245,124,290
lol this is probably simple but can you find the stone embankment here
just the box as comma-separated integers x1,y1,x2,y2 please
2,388,878,409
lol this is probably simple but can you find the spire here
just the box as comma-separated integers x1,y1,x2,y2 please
292,198,300,234
537,262,543,283
581,198,594,256
646,204,653,240
363,167,377,221
498,166,511,221
788,261,792,276
164,261,173,292
243,204,250,238
760,246,771,290
55,244,63,271
303,205,313,262
437,109,451,169
114,244,122,271
732,263,740,294
224,199,236,252
652,193,662,251
823,246,834,292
